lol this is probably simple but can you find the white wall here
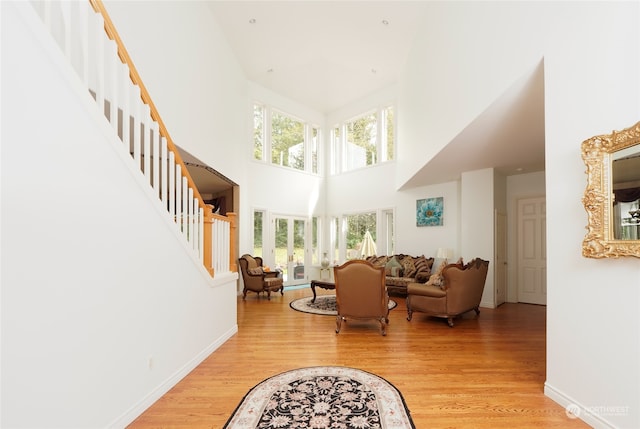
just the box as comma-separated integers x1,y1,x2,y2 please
103,1,248,187
399,2,640,428
1,3,237,427
461,169,495,307
541,2,640,427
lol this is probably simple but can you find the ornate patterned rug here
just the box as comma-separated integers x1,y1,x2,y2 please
289,296,397,316
223,366,415,428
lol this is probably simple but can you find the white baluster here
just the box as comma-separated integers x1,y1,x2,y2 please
198,206,204,261
169,151,176,217
121,63,130,152
109,41,118,130
142,105,151,183
175,164,182,231
161,137,168,205
132,88,141,166
95,13,105,119
152,121,160,197
182,177,189,240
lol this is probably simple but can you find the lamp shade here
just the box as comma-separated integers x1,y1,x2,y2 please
436,248,453,259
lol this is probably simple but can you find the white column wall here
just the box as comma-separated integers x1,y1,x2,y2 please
398,2,639,428
461,169,495,308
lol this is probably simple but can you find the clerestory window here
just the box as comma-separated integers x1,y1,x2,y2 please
253,102,320,174
331,105,395,174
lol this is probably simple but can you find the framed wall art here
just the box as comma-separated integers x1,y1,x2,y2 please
416,197,444,227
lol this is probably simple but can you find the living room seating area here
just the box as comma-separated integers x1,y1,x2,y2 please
365,254,434,295
406,258,490,327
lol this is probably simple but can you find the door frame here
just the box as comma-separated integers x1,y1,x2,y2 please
271,214,309,286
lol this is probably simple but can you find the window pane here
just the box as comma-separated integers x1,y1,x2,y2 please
312,217,319,265
271,110,305,170
345,212,376,260
253,104,264,161
253,210,263,257
331,127,340,175
384,106,394,162
311,127,319,174
345,113,377,170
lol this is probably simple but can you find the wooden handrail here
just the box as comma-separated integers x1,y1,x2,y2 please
88,0,206,211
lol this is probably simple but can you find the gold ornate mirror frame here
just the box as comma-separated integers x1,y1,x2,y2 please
582,121,640,258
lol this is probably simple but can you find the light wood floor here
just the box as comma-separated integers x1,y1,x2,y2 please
128,286,588,428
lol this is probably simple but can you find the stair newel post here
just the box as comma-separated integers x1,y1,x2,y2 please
203,204,215,277
226,212,238,273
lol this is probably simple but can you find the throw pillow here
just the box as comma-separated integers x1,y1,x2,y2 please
248,267,264,275
425,259,447,288
414,256,433,282
401,257,417,278
385,256,403,277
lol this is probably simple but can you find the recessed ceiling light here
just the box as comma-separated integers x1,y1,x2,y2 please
382,19,389,25
249,18,256,24
371,68,377,74
267,68,274,73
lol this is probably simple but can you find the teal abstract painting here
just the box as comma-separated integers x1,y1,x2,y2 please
416,197,443,226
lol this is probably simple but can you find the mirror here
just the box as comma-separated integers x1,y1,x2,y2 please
582,121,640,258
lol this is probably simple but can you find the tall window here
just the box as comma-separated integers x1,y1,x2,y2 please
252,103,319,174
311,127,319,174
381,209,395,255
345,212,376,260
253,210,265,257
311,216,319,265
346,112,377,170
383,106,394,163
271,110,304,170
253,104,265,161
332,105,395,174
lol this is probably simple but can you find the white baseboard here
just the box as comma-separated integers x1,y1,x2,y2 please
108,325,239,428
480,299,496,309
544,382,617,429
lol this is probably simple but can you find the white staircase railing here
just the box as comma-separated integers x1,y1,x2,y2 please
28,0,236,276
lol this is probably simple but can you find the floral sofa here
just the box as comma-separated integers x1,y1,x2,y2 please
365,254,434,296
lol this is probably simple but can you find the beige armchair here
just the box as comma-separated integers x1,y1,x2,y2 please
333,260,389,336
238,254,284,300
406,258,489,327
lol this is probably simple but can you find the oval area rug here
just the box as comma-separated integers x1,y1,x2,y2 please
290,295,397,316
222,366,415,428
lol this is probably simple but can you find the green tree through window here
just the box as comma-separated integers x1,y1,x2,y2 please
271,111,304,170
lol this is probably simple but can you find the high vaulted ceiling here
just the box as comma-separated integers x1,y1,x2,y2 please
202,1,545,191
207,1,429,113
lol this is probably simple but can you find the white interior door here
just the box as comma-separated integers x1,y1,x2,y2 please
272,215,307,286
517,197,547,305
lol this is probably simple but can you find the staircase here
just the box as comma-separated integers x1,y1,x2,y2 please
28,0,235,277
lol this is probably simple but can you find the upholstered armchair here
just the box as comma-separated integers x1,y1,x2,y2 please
333,260,389,336
238,254,284,300
406,258,489,327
